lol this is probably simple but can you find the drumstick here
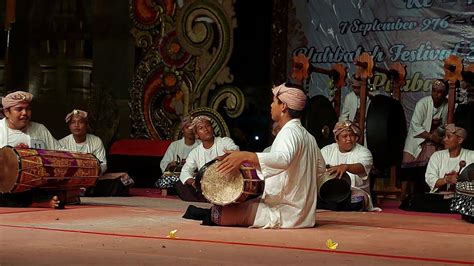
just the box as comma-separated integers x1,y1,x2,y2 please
448,160,466,191
457,160,466,175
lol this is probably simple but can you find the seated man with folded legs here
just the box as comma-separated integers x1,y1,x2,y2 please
0,91,64,208
401,79,448,198
60,109,134,196
422,124,474,215
157,116,200,190
183,83,326,228
177,115,239,202
319,120,378,211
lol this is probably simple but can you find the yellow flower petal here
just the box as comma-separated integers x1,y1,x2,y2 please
326,239,338,250
167,229,178,238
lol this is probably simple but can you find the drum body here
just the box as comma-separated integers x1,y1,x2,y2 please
0,147,100,193
157,161,185,189
317,171,351,203
197,159,264,206
451,181,474,222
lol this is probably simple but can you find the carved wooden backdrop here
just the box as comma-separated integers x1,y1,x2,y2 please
129,0,245,140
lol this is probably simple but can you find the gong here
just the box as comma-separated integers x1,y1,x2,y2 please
304,95,338,148
366,95,407,169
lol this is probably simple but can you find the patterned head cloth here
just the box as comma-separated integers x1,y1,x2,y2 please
445,123,467,139
190,115,212,131
432,79,447,92
1,91,33,109
272,83,307,111
333,120,361,138
180,116,192,130
65,109,88,123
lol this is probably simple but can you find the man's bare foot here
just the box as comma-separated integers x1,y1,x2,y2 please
49,196,60,209
30,195,65,209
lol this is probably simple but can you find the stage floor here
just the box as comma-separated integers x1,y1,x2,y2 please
0,189,472,265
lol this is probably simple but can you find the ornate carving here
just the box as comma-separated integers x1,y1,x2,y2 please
129,0,244,140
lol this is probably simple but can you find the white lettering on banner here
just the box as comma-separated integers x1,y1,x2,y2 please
372,72,432,92
405,0,433,9
389,41,474,62
292,45,386,64
339,18,418,36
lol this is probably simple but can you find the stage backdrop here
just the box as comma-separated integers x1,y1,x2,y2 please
288,0,473,123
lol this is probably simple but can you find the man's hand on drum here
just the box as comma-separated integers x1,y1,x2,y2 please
185,178,197,189
217,150,257,175
326,164,348,178
15,143,29,149
444,171,458,185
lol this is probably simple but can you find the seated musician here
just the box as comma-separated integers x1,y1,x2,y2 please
177,115,239,202
59,109,133,196
319,120,377,211
0,91,63,208
0,91,63,150
156,116,200,189
425,124,474,193
401,79,448,197
183,83,326,228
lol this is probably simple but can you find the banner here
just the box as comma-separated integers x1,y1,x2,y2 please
289,0,474,122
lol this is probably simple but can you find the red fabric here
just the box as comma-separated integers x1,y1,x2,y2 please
109,139,172,157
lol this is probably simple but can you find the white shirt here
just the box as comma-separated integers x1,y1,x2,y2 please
320,143,373,190
179,137,239,184
339,91,371,122
254,119,326,229
403,96,448,158
59,134,108,174
0,118,63,150
425,149,474,192
160,138,201,172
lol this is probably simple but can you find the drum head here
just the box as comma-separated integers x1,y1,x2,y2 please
0,147,20,193
459,163,474,182
198,160,244,206
319,172,351,203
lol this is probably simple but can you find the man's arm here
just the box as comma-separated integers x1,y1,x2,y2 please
160,142,177,172
178,149,199,185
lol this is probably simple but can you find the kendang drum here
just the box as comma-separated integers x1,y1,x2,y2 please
317,171,351,203
451,181,474,223
0,147,100,193
196,159,264,206
156,160,185,189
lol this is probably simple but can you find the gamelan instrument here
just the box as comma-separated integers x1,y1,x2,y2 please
157,157,185,189
195,159,264,206
0,147,100,193
317,171,351,203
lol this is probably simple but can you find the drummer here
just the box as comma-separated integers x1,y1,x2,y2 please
178,115,239,202
184,83,326,228
157,116,200,188
0,91,63,208
425,124,474,193
319,120,376,211
0,91,63,150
